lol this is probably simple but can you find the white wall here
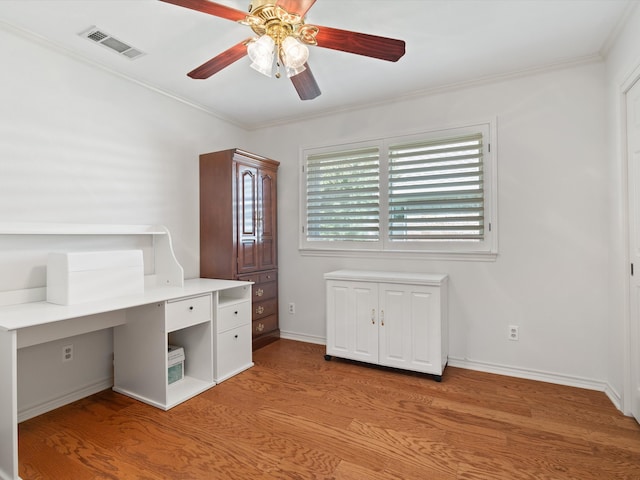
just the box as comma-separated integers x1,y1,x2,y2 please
247,61,613,394
2,7,635,416
604,4,640,414
0,25,246,416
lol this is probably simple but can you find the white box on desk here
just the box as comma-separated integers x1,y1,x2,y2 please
46,250,144,305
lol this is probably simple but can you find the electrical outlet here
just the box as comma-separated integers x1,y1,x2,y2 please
508,326,519,341
62,344,74,362
288,302,295,314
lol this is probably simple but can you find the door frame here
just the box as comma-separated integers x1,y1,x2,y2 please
622,62,640,419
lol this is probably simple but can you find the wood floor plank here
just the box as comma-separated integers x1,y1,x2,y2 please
18,339,640,479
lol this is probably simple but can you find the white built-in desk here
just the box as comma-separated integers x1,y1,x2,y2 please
0,224,253,480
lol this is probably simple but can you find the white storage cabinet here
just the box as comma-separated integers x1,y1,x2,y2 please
324,270,448,381
214,285,253,383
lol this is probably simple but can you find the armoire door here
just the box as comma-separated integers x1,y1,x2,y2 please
236,163,259,274
258,168,277,271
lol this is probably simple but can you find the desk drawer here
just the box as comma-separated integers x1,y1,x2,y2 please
216,323,252,382
218,300,251,333
166,294,211,331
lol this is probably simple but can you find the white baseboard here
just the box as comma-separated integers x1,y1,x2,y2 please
603,383,623,412
448,356,622,411
18,377,113,423
279,330,326,345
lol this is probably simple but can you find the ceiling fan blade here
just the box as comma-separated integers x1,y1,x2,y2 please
188,40,249,79
276,0,317,17
159,0,247,22
290,63,321,100
314,26,405,62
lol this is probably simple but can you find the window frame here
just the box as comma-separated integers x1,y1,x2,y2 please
299,120,498,260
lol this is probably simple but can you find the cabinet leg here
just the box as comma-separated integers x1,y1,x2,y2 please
433,374,442,382
324,354,332,361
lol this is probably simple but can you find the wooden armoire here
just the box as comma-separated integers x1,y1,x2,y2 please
199,149,280,350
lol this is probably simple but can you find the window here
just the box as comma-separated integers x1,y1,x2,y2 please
300,122,496,258
306,145,380,243
387,133,484,242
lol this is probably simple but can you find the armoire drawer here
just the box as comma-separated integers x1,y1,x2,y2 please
253,298,277,320
253,315,278,336
237,270,277,285
258,271,277,283
253,281,277,300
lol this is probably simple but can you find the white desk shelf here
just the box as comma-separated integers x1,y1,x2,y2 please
0,224,253,480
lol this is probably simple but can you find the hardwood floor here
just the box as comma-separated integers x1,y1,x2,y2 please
19,339,640,479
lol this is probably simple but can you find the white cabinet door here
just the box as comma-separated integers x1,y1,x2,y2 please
326,280,378,363
378,284,409,369
378,283,441,373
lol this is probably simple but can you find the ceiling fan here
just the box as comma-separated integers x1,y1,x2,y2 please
159,0,406,100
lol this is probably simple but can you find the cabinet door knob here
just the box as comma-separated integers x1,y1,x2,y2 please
371,309,376,325
256,306,264,315
381,309,384,326
234,311,238,315
256,288,264,297
189,306,194,311
234,334,238,339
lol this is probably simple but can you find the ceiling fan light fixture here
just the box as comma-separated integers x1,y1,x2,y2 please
161,0,405,101
281,36,309,69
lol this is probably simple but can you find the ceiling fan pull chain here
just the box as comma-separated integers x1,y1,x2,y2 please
275,44,282,79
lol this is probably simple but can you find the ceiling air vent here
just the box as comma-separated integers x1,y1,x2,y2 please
80,26,145,60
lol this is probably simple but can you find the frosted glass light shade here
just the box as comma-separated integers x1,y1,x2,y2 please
281,36,309,69
247,35,275,77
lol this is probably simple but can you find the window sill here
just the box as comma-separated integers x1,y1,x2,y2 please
298,248,498,262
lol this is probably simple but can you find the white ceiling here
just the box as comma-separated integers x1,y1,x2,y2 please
0,0,634,129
